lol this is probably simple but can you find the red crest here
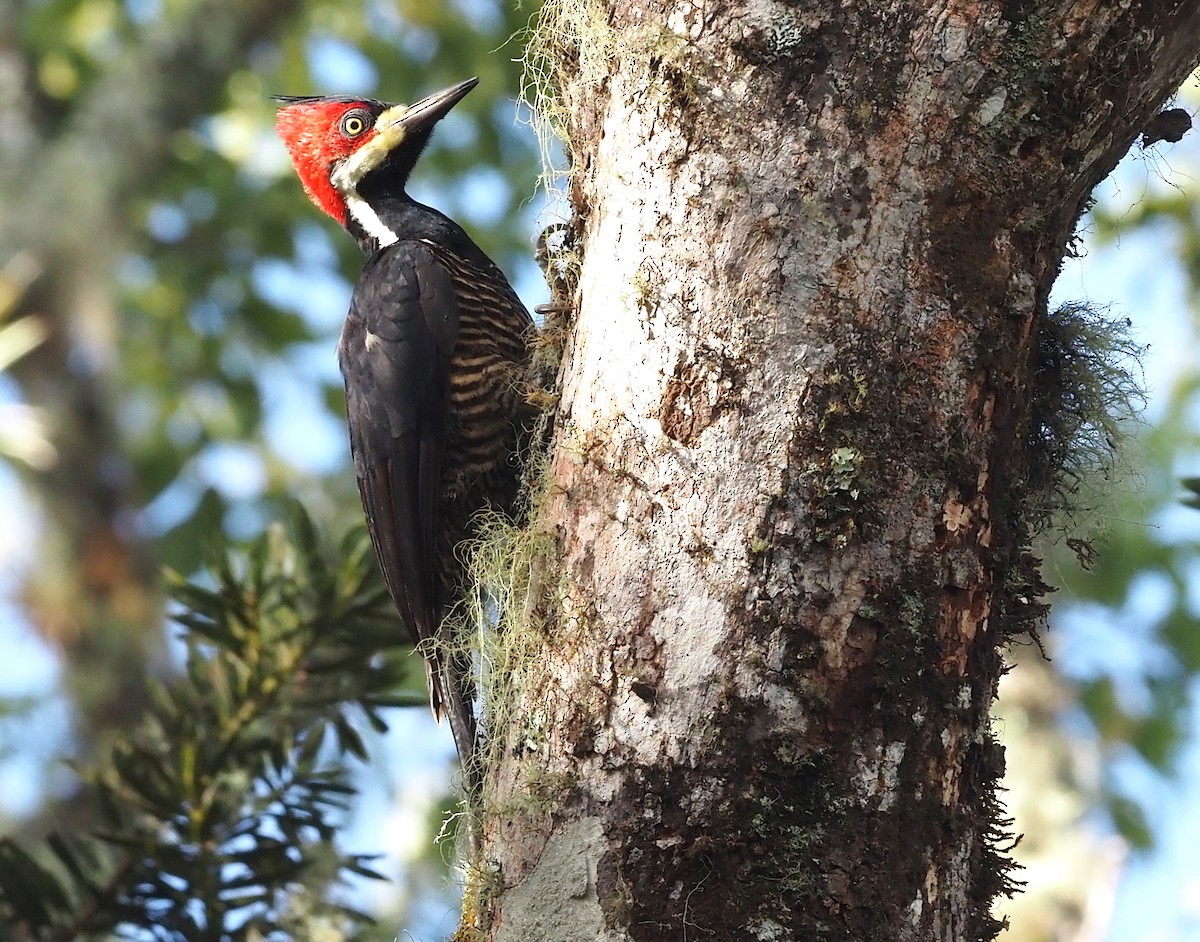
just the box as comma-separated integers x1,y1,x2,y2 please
275,99,380,225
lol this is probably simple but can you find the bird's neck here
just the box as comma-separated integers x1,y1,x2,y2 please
344,190,489,268
339,190,402,254
343,190,435,254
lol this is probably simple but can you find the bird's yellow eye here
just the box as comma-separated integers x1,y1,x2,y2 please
340,110,370,138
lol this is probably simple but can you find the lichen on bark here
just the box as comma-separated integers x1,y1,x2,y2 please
472,2,1200,940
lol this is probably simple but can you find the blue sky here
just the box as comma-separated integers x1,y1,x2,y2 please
1048,115,1200,939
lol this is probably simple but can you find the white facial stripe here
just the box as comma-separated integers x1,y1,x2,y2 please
346,194,398,247
330,103,410,191
330,104,412,248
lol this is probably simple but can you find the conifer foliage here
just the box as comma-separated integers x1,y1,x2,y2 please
0,508,419,940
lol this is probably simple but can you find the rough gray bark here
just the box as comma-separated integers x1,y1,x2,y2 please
472,2,1200,940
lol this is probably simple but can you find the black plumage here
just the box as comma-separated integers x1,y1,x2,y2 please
339,208,534,773
276,80,535,779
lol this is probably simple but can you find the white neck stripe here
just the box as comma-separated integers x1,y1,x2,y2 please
346,194,399,248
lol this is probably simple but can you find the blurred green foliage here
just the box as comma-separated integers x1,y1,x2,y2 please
1044,132,1200,848
6,0,543,574
1,0,545,931
0,508,424,940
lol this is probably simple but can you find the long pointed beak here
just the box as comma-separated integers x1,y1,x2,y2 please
378,77,479,135
331,78,479,193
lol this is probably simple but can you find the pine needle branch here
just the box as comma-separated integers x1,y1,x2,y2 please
0,506,421,941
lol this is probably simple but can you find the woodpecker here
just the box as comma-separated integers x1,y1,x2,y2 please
274,79,535,779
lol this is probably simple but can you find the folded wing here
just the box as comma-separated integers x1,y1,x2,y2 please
338,242,474,756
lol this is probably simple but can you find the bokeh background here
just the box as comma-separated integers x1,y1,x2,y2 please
0,2,1197,938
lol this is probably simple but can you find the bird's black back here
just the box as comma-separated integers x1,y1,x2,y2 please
337,201,535,762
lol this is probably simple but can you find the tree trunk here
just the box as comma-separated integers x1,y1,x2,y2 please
474,2,1200,939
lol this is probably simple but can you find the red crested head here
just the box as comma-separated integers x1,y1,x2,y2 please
274,97,385,225
274,80,479,241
